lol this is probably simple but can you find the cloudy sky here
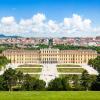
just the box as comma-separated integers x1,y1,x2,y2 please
0,0,100,37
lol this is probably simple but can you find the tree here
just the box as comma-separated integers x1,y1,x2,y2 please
0,56,10,69
88,59,93,67
88,56,100,73
91,74,100,91
16,71,24,85
0,75,8,91
71,75,82,91
3,68,17,91
93,56,100,73
0,68,45,91
62,77,70,90
80,70,95,91
22,74,33,91
34,79,46,91
22,74,46,91
48,78,64,91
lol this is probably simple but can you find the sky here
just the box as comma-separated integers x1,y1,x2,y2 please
0,0,100,37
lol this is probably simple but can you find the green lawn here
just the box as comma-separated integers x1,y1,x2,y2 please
18,64,42,67
57,68,84,73
29,74,40,78
16,68,42,73
0,91,100,100
57,64,81,67
59,74,81,78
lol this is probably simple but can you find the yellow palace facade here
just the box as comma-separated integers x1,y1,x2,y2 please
2,48,97,64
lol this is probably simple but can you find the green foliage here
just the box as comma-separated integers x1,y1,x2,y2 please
36,44,49,49
0,56,10,69
34,79,46,90
48,78,64,91
3,68,18,91
52,44,100,54
0,44,100,53
22,74,46,91
80,70,96,90
0,68,46,91
70,75,82,91
22,74,36,91
0,68,99,91
88,56,100,73
47,77,71,91
0,44,13,52
61,77,71,90
91,74,100,91
0,75,9,90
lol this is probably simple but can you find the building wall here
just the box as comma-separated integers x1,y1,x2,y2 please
59,50,97,64
3,49,40,64
2,49,97,64
40,48,59,63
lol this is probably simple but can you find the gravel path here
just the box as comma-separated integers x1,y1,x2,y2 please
40,64,59,86
82,64,99,75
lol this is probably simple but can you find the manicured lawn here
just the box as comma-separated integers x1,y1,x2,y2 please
16,68,42,73
57,64,81,67
57,68,84,73
59,74,81,78
18,64,42,67
29,74,40,78
0,91,100,100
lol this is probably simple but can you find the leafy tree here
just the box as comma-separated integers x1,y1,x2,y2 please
16,71,23,84
34,79,46,91
88,59,93,67
91,74,100,91
88,56,100,73
36,44,49,49
3,68,17,91
48,78,64,91
22,74,46,91
22,74,33,91
71,75,82,91
52,44,100,54
0,75,8,90
0,56,10,69
80,70,95,90
61,77,70,90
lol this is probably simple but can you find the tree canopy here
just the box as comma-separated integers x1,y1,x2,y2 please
0,56,10,69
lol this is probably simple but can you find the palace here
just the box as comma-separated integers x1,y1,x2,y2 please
2,48,97,64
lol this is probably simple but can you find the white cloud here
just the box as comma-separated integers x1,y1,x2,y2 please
0,13,99,37
64,14,92,31
1,16,16,25
48,20,59,33
32,13,46,24
19,19,32,26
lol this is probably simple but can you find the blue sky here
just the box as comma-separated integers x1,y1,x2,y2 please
0,0,100,37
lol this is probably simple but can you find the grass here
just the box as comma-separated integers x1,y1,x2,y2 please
29,74,40,78
0,91,100,100
16,68,42,73
57,68,84,73
18,64,42,67
59,74,81,78
57,64,81,67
